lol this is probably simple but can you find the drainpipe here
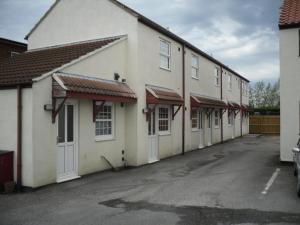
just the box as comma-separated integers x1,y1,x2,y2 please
220,67,224,143
182,44,185,155
16,85,22,191
240,80,243,137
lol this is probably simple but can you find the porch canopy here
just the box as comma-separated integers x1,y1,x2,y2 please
241,104,250,117
145,85,183,120
52,72,137,122
146,85,184,106
190,94,227,109
227,101,241,111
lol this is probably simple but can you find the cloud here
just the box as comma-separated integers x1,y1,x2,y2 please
0,0,282,82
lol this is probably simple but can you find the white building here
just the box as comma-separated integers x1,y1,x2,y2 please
279,0,300,162
0,0,249,188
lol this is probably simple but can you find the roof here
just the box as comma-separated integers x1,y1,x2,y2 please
146,85,184,105
53,72,136,102
0,36,122,87
0,38,27,47
228,101,241,110
25,0,249,83
279,0,300,29
191,94,227,108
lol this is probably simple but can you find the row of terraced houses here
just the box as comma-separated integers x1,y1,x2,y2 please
0,0,249,188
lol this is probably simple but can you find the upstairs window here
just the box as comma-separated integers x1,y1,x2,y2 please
158,106,170,134
160,39,171,70
214,67,220,86
228,74,232,90
95,103,114,140
191,55,199,79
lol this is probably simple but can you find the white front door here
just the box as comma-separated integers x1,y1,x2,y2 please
232,113,236,139
199,110,205,148
56,101,79,183
148,108,159,163
207,112,213,146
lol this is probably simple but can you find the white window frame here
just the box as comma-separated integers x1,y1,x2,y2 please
228,74,232,90
214,67,220,86
157,106,171,135
191,54,199,79
214,110,220,128
191,108,199,131
160,39,171,71
95,102,115,141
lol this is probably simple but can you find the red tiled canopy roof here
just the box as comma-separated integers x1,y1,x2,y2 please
53,73,136,103
0,36,121,87
279,0,300,29
191,94,227,109
146,85,184,105
228,101,241,110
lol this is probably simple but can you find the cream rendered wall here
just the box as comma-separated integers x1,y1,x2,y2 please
280,28,300,162
0,90,17,180
32,77,56,187
223,70,242,141
0,89,33,187
185,48,222,151
136,23,183,164
28,0,141,166
21,89,33,187
77,100,125,175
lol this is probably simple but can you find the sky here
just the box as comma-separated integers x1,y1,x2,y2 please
0,0,283,83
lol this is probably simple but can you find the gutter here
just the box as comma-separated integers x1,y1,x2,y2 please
16,85,22,191
182,44,185,155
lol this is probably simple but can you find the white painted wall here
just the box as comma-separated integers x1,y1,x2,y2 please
0,88,33,187
136,23,183,164
280,28,300,162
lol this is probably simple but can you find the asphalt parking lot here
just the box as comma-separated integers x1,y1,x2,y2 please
1,135,300,225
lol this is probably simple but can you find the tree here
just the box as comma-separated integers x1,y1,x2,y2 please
249,79,279,108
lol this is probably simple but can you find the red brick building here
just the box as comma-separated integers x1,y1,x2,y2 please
0,38,27,62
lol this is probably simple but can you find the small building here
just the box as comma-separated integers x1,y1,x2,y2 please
0,0,250,188
0,38,27,62
279,0,300,162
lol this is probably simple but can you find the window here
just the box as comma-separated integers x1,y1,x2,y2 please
214,67,220,86
158,106,170,134
160,39,171,70
95,103,114,140
238,79,241,89
214,110,220,128
228,111,233,126
191,55,199,79
228,74,232,90
191,108,199,131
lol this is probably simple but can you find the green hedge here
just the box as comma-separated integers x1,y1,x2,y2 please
250,107,280,115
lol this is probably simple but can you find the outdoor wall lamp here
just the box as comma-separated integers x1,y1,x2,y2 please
44,104,53,111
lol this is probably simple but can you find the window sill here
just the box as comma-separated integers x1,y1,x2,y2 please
192,76,199,80
215,126,220,129
95,136,115,142
215,84,220,87
160,66,171,72
158,131,171,136
192,129,200,132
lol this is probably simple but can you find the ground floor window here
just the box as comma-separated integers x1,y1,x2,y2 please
191,108,199,131
95,102,114,141
158,106,170,134
214,110,220,128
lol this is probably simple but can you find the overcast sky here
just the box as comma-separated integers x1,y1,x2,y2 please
0,0,283,82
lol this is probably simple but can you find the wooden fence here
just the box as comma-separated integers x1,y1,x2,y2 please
249,116,280,135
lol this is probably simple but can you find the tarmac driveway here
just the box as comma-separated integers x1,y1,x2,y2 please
1,135,300,225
